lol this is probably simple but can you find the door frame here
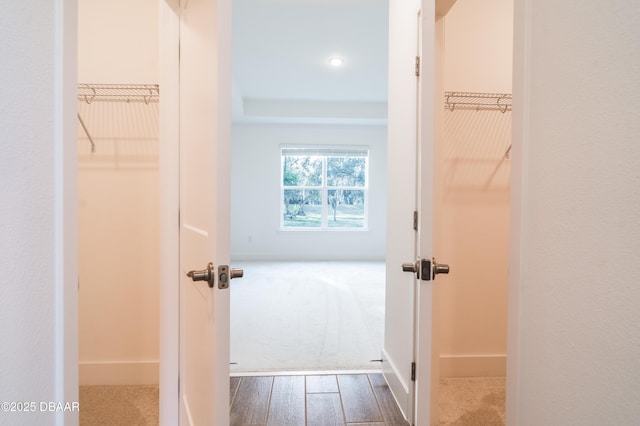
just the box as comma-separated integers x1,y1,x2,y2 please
36,0,530,423
155,1,525,425
158,0,181,424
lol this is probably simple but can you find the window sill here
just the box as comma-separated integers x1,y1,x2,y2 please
278,227,370,233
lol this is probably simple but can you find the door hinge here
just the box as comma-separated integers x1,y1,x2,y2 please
413,210,418,231
415,56,420,77
411,362,416,381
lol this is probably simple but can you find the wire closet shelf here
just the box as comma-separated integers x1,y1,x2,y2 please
444,91,511,113
77,84,159,153
78,83,160,104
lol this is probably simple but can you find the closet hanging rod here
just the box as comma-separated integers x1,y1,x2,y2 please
444,91,512,112
78,83,160,104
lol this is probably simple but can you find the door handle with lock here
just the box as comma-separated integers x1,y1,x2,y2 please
187,263,244,289
401,257,449,281
187,262,215,288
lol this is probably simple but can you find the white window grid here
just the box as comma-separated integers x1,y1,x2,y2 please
280,147,369,230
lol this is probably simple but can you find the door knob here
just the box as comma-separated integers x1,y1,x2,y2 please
401,258,450,281
433,259,450,276
187,262,215,288
401,258,424,280
402,260,419,274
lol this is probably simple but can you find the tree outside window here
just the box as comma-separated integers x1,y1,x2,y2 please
281,147,368,229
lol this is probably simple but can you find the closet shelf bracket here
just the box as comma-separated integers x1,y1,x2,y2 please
77,113,95,153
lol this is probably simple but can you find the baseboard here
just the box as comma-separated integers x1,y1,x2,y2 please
230,254,386,262
79,361,159,386
381,348,411,420
230,369,381,377
439,354,506,378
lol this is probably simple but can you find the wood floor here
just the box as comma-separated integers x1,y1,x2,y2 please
230,373,409,426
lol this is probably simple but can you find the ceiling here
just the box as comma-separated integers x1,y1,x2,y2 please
232,0,389,124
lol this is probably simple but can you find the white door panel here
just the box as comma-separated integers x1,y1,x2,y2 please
385,1,437,425
178,0,232,424
384,0,421,422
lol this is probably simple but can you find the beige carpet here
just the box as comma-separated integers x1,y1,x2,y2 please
79,377,505,425
79,385,159,426
230,261,386,372
437,377,506,426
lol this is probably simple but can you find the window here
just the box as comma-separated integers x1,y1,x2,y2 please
281,146,369,230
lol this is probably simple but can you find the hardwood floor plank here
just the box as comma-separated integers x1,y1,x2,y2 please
267,376,305,426
368,373,410,425
230,376,274,425
306,393,344,426
337,374,384,423
230,376,242,407
306,375,339,393
348,423,386,426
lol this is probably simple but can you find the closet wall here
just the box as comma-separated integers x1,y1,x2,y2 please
436,0,513,377
78,0,160,385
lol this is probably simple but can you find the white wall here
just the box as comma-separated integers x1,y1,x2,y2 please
78,0,158,83
78,0,160,385
509,0,640,423
0,1,78,424
435,0,513,377
231,123,387,260
444,0,513,93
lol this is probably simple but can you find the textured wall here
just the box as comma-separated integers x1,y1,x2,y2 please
509,0,640,423
0,0,78,424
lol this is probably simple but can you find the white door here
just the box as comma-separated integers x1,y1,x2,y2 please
178,0,234,424
170,0,438,424
384,1,444,425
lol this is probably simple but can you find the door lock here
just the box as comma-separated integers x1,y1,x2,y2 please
401,257,450,281
217,265,244,289
187,263,244,289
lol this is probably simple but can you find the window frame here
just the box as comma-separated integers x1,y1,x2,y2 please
280,145,370,231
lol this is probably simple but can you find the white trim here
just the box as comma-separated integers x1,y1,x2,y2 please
79,361,160,385
159,0,181,425
231,369,382,377
439,354,507,378
381,348,411,420
55,0,78,425
507,0,530,424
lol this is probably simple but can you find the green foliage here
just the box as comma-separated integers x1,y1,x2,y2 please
282,153,367,228
327,157,366,187
283,156,322,187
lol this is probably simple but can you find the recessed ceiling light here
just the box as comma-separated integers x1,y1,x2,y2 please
328,57,344,67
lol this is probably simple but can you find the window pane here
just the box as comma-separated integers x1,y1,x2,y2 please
283,189,322,228
283,156,323,187
327,157,366,187
327,190,365,228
